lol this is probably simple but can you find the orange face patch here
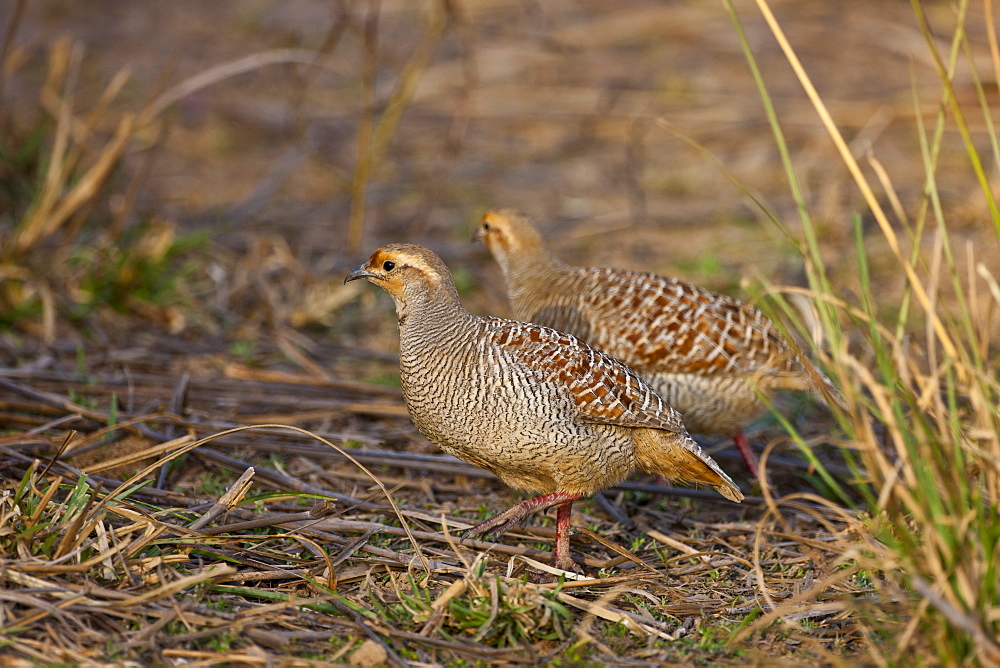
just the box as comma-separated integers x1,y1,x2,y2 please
380,248,441,280
366,248,393,270
481,212,512,254
352,245,446,300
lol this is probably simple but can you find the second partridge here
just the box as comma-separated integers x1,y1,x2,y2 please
475,209,841,479
345,243,742,570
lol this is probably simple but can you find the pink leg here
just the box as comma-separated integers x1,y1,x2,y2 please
465,491,580,539
552,499,576,570
733,429,760,479
464,491,581,568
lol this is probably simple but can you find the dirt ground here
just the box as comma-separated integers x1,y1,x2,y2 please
2,0,998,664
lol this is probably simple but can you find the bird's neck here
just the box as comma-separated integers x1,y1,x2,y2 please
394,282,472,343
499,247,574,312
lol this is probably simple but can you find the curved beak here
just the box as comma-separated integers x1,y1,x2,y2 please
471,226,485,243
344,263,375,285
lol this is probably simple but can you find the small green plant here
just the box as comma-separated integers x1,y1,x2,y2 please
378,568,573,648
202,633,235,652
194,472,229,497
365,370,402,387
2,467,95,562
68,222,210,320
230,340,256,363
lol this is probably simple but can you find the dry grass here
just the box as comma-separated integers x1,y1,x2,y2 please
0,353,864,664
1,0,998,664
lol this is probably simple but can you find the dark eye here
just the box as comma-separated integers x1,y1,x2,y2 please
482,223,490,231
382,260,396,272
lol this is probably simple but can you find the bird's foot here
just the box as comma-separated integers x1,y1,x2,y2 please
552,555,581,573
463,508,526,542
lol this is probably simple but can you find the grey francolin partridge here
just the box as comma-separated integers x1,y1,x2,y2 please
345,243,742,570
475,209,841,480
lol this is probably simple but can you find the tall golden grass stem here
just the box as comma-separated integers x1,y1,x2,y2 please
909,0,1000,229
15,114,136,252
987,0,1000,92
752,0,959,361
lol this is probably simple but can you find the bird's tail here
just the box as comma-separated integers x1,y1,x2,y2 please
634,429,744,503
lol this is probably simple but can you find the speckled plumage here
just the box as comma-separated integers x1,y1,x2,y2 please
345,243,742,570
475,209,841,478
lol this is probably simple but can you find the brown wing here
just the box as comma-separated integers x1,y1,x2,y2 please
581,268,800,377
488,319,687,433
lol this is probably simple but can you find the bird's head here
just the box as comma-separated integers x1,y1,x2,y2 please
344,243,453,303
472,209,549,266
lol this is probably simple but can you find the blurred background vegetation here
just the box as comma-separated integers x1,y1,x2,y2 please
2,0,994,345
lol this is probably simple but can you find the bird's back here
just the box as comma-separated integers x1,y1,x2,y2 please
517,266,801,379
507,265,819,435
